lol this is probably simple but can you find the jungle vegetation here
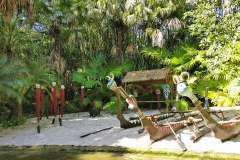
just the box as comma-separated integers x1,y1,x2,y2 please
0,0,239,128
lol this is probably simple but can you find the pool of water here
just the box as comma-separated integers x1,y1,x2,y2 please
0,149,199,160
1,146,239,160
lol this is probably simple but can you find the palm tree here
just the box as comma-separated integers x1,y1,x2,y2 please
96,0,187,70
0,12,59,119
0,14,32,119
0,14,29,60
0,54,28,119
33,0,89,76
0,0,35,21
122,0,186,49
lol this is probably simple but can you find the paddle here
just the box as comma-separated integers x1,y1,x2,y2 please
204,87,209,110
166,119,187,151
80,127,113,138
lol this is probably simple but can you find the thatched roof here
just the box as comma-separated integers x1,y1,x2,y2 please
122,68,172,84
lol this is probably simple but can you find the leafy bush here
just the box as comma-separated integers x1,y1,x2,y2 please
0,117,27,128
103,96,125,114
71,53,133,113
64,101,79,114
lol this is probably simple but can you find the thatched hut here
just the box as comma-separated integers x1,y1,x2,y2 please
122,68,174,109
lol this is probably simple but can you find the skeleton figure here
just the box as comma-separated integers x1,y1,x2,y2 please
182,116,202,140
188,117,200,133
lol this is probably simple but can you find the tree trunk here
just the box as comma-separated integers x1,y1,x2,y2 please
54,22,61,53
117,29,123,63
17,99,23,119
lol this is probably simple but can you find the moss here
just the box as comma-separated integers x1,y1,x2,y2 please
0,145,240,160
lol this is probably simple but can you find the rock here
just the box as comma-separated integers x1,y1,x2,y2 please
89,108,100,117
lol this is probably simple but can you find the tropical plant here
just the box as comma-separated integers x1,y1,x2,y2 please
0,116,27,129
140,40,202,73
0,14,29,60
182,1,240,106
103,96,125,114
95,0,188,70
0,0,35,21
0,54,28,119
22,55,60,110
71,53,133,112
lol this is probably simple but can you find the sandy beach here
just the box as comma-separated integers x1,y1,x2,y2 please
0,107,240,156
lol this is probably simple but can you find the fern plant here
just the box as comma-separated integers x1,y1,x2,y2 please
71,53,133,112
0,54,28,120
103,96,125,114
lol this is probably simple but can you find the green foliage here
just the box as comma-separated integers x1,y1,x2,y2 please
0,105,11,118
0,54,28,101
64,101,79,114
0,13,60,119
1,0,240,117
211,91,235,107
184,3,240,50
103,96,124,114
177,98,190,111
71,53,133,111
170,40,202,73
25,56,59,89
179,1,240,107
190,76,240,107
0,14,29,57
141,46,172,60
183,2,240,78
209,78,240,107
0,116,27,128
140,46,172,69
140,40,202,74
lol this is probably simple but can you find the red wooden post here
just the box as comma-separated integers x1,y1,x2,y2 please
36,84,41,123
41,86,45,104
80,86,84,110
40,86,45,118
60,85,65,117
52,82,57,117
50,88,53,115
156,88,161,110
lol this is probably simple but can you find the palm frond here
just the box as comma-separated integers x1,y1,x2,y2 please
0,54,27,99
71,72,86,83
141,46,172,60
85,80,102,88
107,59,133,78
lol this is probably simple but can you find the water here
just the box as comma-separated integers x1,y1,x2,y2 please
1,147,239,160
0,149,199,160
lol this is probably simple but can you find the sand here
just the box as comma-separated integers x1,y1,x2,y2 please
0,107,240,155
